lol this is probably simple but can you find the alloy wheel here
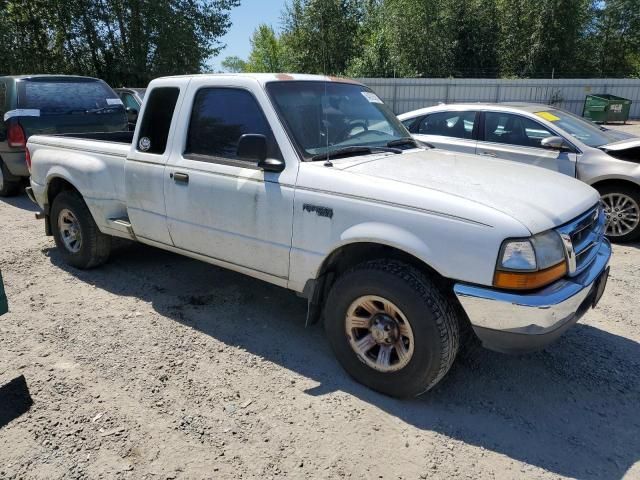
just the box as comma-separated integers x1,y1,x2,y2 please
345,295,415,372
602,193,640,237
58,208,83,253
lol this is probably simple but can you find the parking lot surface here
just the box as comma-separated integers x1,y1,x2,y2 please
1,124,639,479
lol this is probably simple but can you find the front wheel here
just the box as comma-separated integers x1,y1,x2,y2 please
598,184,640,242
51,190,112,269
324,260,460,398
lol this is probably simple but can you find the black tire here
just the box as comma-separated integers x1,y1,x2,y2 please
0,159,21,197
597,183,640,243
324,260,460,398
50,190,111,269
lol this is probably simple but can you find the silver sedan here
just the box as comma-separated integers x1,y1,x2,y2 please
398,103,640,241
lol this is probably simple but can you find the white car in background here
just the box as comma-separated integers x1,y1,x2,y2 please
399,103,640,241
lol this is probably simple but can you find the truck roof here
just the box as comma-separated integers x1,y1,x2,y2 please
155,73,364,86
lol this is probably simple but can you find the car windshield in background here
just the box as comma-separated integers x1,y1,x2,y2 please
18,78,123,114
266,81,409,159
133,88,146,99
534,109,619,147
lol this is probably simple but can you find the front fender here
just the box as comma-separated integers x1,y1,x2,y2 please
335,221,435,271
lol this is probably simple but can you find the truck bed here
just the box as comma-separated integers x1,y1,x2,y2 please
54,131,135,144
28,131,132,159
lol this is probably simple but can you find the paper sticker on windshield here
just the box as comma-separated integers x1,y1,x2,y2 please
535,111,560,122
106,98,124,105
3,109,40,122
361,91,383,104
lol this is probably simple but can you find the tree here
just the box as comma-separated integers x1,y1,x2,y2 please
496,0,591,78
280,0,364,75
221,55,248,73
0,0,240,85
587,0,640,77
245,24,286,72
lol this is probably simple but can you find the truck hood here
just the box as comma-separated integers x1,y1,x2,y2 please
336,149,599,234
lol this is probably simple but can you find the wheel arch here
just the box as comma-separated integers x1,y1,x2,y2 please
590,177,640,194
303,237,455,327
43,175,84,236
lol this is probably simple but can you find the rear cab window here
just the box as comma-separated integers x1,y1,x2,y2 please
136,87,180,155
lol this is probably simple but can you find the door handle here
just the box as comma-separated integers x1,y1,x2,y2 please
479,151,497,157
172,172,189,184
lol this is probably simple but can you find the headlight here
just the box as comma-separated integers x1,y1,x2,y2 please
494,231,567,290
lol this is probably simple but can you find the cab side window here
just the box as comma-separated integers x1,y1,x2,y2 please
401,117,418,131
484,112,553,148
418,111,476,139
185,88,281,162
137,87,180,154
121,93,139,110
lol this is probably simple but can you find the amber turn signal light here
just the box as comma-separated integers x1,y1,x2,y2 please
493,261,567,290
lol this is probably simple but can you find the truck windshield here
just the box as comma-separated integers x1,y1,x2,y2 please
266,81,410,159
18,78,124,115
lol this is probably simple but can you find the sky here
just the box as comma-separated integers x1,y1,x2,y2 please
211,0,288,71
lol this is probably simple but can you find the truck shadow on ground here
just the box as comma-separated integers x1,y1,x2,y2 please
0,192,39,213
47,243,639,480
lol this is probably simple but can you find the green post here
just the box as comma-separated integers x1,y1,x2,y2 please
0,269,8,316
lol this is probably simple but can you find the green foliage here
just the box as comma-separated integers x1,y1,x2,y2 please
280,0,364,75
245,24,286,72
0,0,240,85
236,0,640,78
221,55,248,73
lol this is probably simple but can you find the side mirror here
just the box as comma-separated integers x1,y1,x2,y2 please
541,136,566,150
237,134,285,172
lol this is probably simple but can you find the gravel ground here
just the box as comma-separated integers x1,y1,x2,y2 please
1,124,639,479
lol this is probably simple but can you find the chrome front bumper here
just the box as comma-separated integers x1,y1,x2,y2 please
453,239,611,353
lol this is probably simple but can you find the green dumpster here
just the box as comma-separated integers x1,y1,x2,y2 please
0,269,7,316
583,94,632,124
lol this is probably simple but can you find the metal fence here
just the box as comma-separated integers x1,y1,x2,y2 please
357,78,640,118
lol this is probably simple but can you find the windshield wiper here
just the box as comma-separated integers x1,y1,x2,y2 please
42,106,121,115
387,137,417,148
387,137,434,149
310,145,401,161
85,106,121,114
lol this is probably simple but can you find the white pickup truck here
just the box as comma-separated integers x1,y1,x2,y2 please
27,74,611,397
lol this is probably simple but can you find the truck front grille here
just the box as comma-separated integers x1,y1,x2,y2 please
557,204,606,277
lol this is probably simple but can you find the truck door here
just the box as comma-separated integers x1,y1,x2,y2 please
124,79,189,245
163,79,297,282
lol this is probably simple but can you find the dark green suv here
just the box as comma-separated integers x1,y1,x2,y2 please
0,75,128,196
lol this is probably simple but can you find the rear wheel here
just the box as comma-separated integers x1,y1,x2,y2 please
51,190,111,268
0,159,21,197
597,184,640,242
324,260,459,398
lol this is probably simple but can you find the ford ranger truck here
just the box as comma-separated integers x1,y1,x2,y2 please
26,74,611,398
